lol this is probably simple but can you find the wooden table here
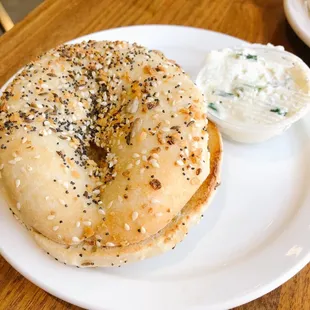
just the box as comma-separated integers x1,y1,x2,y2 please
0,0,309,309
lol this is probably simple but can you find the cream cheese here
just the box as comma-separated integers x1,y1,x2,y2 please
196,44,310,143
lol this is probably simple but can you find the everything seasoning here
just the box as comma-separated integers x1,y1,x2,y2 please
0,40,208,257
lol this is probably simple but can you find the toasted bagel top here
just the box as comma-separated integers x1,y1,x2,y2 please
0,40,209,248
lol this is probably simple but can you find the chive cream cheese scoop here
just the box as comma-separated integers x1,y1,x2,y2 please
196,44,310,143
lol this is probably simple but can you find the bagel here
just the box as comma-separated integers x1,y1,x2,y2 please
0,40,222,267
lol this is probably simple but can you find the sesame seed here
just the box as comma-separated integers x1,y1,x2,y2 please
192,141,199,148
161,127,170,132
118,195,123,203
21,137,28,144
45,196,49,200
26,165,33,171
126,163,133,170
47,214,55,220
72,236,80,242
150,159,160,168
76,221,80,228
15,179,21,188
176,159,184,166
0,164,4,170
53,226,59,231
124,223,131,231
151,199,160,204
16,202,21,210
135,159,141,165
34,155,40,159
8,160,16,165
106,242,115,247
140,226,146,234
132,211,139,221
141,149,147,154
93,189,100,195
152,114,159,120
132,153,140,158
59,199,66,205
155,212,163,217
98,208,105,215
12,152,17,158
96,241,101,247
83,221,92,226
152,153,159,159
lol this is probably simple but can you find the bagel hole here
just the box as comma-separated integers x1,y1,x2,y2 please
87,142,107,168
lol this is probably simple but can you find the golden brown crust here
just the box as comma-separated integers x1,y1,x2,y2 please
0,40,210,248
32,121,222,267
0,41,222,267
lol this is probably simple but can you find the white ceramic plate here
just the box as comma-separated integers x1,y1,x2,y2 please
1,25,310,310
284,0,310,48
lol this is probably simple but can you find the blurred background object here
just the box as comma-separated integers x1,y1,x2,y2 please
0,2,14,31
0,0,43,35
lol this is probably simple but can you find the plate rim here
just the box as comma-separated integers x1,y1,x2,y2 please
2,245,309,310
1,24,310,310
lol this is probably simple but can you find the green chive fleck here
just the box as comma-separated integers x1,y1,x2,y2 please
270,108,287,116
208,102,218,112
235,53,258,61
232,87,244,97
243,84,265,91
246,54,258,61
215,90,234,97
